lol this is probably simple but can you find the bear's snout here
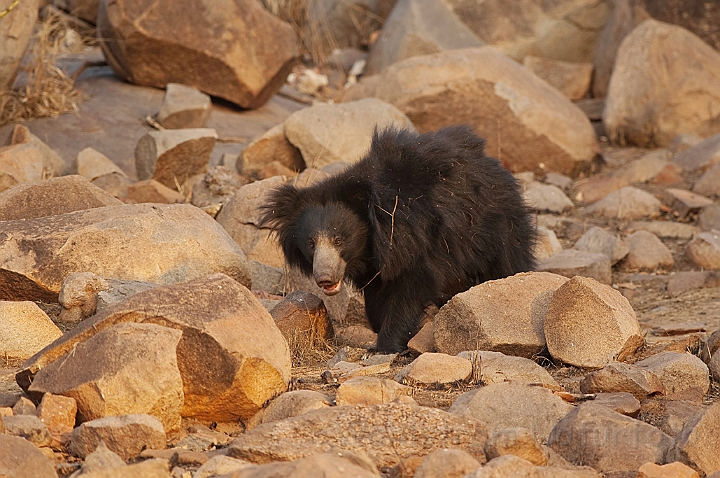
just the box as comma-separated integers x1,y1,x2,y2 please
312,237,346,296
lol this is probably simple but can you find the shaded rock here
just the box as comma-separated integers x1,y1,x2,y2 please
12,397,36,416
241,123,304,175
0,434,57,478
134,129,217,189
637,462,700,478
0,301,62,362
524,182,574,214
449,382,573,442
711,349,720,383
591,392,641,417
544,276,643,369
0,175,122,221
37,392,77,437
76,147,127,182
20,274,291,424
580,362,665,400
434,272,569,357
639,398,706,438
544,171,573,191
0,203,251,302
457,351,559,388
77,458,171,478
537,249,612,284
395,353,472,385
662,188,714,218
548,403,671,475
666,402,720,476
626,221,699,240
0,0,38,88
523,57,593,101
573,175,628,204
686,231,720,270
614,148,672,184
29,322,184,432
407,321,436,354
71,414,166,461
227,403,488,468
284,98,414,170
335,377,411,406
634,352,710,400
246,390,330,430
269,290,333,350
122,179,185,204
573,226,629,265
605,19,720,147
534,226,563,261
666,271,720,296
2,415,52,447
484,427,548,466
536,215,588,242
155,83,211,129
693,162,720,198
97,0,298,109
583,186,661,219
413,448,481,478
673,132,720,173
622,230,674,271
247,260,283,295
91,173,133,199
77,441,127,474
190,166,247,208
343,47,599,176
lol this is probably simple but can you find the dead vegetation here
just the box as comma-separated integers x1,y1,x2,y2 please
0,13,84,127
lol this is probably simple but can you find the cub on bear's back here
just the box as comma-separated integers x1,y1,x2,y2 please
260,125,536,353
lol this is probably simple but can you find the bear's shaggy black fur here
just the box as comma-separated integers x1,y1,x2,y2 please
260,125,536,353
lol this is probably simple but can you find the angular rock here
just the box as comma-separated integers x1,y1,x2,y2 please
335,377,411,406
344,47,599,176
0,301,62,362
711,350,720,383
573,226,629,265
639,398,706,438
2,415,52,447
57,272,110,324
0,434,57,478
666,402,720,476
395,353,472,385
548,403,671,475
523,56,593,101
194,455,254,478
28,322,184,432
122,179,185,204
247,260,284,295
407,321,436,354
97,0,298,109
544,171,573,190
134,128,217,189
533,226,563,261
626,221,699,240
77,441,127,474
458,351,559,388
605,20,720,147
574,175,628,204
686,231,720,270
583,186,661,219
0,0,38,87
0,144,47,193
434,272,569,357
413,448,481,478
37,393,77,437
0,175,122,221
544,276,644,369
592,392,641,417
537,249,612,284
269,290,333,351
247,390,330,429
12,397,36,416
4,124,66,177
76,147,127,182
634,352,710,400
693,162,720,199
0,203,251,302
284,98,414,169
241,123,304,175
537,215,587,242
622,230,674,271
484,427,548,466
467,455,539,478
580,362,665,400
20,274,291,424
663,188,714,218
449,382,573,442
673,132,720,173
71,414,166,461
228,403,488,468
637,462,700,478
614,148,672,184
524,182,574,214
155,83,211,129
190,165,247,208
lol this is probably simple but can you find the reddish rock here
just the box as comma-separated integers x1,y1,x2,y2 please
71,413,167,461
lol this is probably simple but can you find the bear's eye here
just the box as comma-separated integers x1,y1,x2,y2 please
308,239,315,250
333,237,342,247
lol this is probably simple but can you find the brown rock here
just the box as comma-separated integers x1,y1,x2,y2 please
534,226,563,261
395,353,472,385
467,454,539,478
434,272,569,357
693,163,720,198
524,182,574,214
449,382,573,442
537,249,612,284
580,362,665,400
2,415,52,447
583,186,661,219
71,414,166,461
548,403,671,475
634,352,710,400
573,175,628,204
666,402,720,476
228,403,488,468
0,434,57,478
57,272,110,324
20,274,291,425
457,351,559,388
663,188,714,218
614,149,672,184
637,462,700,478
407,321,435,354
97,0,298,109
544,276,643,369
622,230,674,271
12,397,36,416
156,83,211,129
0,144,48,193
78,458,171,478
0,0,39,88
37,393,77,437
242,123,304,175
226,451,379,478
122,179,185,204
270,290,333,349
414,448,481,478
639,398,706,437
626,221,699,240
484,427,548,466
343,47,599,177
673,132,720,173
0,301,62,362
666,271,720,296
335,376,411,406
523,57,593,101
591,392,641,417
0,203,251,302
4,124,66,177
573,226,629,265
247,390,330,430
194,455,253,478
686,231,720,270
605,19,720,147
76,147,127,182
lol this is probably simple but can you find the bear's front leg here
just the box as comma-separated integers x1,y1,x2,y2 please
363,277,434,353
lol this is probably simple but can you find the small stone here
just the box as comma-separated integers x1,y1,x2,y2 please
622,230,674,271
536,215,587,241
2,415,52,447
336,325,378,349
700,205,720,231
413,448,481,478
537,249,612,284
270,290,333,349
673,132,720,172
12,397,37,416
80,440,127,473
194,455,253,478
77,147,127,181
615,149,672,184
466,454,539,478
534,226,563,261
336,376,411,406
639,398,706,437
37,393,77,436
637,461,700,478
71,414,167,461
693,162,720,198
626,221,699,239
591,392,641,417
457,351,559,388
573,226,629,265
686,231,720,269
574,176,628,204
524,182,574,214
396,353,471,386
580,362,665,400
156,83,212,129
247,390,330,429
122,179,185,204
523,56,593,101
584,186,661,219
0,301,62,362
57,272,110,324
666,402,720,476
242,123,304,175
663,188,714,218
634,352,710,400
484,427,548,465
407,321,435,354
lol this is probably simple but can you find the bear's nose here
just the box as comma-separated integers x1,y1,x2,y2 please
315,275,334,287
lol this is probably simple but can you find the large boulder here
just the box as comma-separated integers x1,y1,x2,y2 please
344,47,599,176
604,19,720,147
0,203,251,302
96,0,299,109
0,0,39,88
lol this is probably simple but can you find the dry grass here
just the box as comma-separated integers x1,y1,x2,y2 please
285,316,339,368
0,14,84,127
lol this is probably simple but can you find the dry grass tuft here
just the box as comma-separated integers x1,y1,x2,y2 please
0,13,84,127
285,316,339,368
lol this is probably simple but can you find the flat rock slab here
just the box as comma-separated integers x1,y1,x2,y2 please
579,361,665,400
0,203,251,302
537,249,612,284
584,186,661,219
395,353,472,385
634,352,710,400
227,403,488,469
71,414,166,461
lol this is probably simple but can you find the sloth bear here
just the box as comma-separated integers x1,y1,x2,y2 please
260,125,536,353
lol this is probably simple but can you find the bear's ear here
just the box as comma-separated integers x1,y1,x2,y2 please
258,183,306,231
343,178,380,226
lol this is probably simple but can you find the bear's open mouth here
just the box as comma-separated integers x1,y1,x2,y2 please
322,280,342,295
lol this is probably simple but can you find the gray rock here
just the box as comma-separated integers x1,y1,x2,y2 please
537,249,612,284
579,362,664,400
666,402,720,476
622,230,674,271
2,415,52,447
524,182,574,214
573,226,629,265
71,414,166,461
699,204,720,232
155,83,211,129
673,131,720,173
686,231,720,270
583,186,661,220
634,352,710,400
